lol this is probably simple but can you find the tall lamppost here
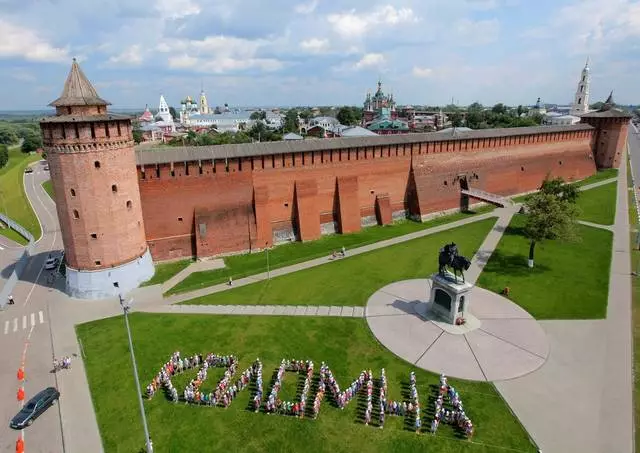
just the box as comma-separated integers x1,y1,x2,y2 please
119,294,153,453
265,242,271,280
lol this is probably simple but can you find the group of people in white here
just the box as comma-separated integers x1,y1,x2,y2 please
143,353,474,438
431,373,474,438
266,359,314,416
146,352,262,410
52,356,72,372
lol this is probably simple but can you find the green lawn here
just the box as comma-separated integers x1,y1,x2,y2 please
76,313,537,453
477,214,612,319
576,181,617,225
141,259,193,286
0,221,28,245
167,206,495,295
512,169,619,203
183,218,496,306
42,179,54,200
0,146,41,241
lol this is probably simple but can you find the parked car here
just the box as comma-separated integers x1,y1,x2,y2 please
44,166,49,171
9,387,60,429
24,167,33,174
44,257,59,270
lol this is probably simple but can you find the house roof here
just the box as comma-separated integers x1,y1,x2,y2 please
48,59,110,107
135,123,594,166
337,126,378,137
368,118,409,131
283,132,304,140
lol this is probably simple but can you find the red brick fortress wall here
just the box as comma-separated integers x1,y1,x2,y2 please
136,125,597,260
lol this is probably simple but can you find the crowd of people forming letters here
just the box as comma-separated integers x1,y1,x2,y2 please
145,351,473,438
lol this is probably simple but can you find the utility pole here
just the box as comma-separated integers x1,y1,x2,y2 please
119,294,153,453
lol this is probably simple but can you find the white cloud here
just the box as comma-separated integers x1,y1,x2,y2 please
299,38,329,53
108,45,143,65
521,0,640,55
295,0,318,14
412,66,434,78
327,5,417,38
354,53,385,69
155,0,201,20
0,19,69,63
454,18,500,45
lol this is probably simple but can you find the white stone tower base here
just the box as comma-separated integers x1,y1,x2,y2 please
65,248,155,299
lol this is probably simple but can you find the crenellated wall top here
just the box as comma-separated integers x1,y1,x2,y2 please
135,124,594,167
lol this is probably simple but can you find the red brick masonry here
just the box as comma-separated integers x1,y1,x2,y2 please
136,124,610,261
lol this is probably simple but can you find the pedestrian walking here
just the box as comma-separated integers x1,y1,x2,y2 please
7,294,14,305
341,246,346,257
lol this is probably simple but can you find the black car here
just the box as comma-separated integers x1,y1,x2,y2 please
9,387,60,429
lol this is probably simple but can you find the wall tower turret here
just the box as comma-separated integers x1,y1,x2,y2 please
39,59,154,299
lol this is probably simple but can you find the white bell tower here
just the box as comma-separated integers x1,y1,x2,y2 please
570,58,590,116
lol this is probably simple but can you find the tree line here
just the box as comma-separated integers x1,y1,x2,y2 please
0,121,43,152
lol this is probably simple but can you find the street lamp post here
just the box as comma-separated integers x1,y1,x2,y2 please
119,295,153,453
266,242,270,280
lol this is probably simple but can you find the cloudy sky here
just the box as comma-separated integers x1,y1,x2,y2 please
0,0,639,111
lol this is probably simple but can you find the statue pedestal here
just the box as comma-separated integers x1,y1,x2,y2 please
428,272,473,325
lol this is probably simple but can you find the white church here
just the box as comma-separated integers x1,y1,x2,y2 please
540,58,598,126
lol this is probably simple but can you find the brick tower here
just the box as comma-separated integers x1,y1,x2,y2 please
40,59,154,299
581,91,633,169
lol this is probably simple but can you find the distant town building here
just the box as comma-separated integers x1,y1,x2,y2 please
283,132,303,140
528,97,547,117
199,89,210,115
361,80,409,135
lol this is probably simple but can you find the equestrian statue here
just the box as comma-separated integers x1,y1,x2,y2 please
438,242,471,283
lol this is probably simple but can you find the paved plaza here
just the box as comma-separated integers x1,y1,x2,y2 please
365,279,549,381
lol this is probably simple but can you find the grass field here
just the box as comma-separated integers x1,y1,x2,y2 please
0,146,41,241
576,181,617,225
167,207,495,295
0,221,28,245
76,313,537,453
42,179,54,200
183,218,496,306
141,259,192,286
511,168,619,203
477,214,612,319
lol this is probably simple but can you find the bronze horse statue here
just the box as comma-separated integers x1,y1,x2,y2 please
438,242,471,283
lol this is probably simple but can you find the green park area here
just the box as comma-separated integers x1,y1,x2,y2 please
42,179,54,200
141,259,192,287
477,214,612,319
0,145,42,244
166,207,495,295
77,313,537,453
511,168,618,203
181,218,496,306
576,181,616,225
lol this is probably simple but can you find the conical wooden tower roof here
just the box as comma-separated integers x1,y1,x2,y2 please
49,58,110,107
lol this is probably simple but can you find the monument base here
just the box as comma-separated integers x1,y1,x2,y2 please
66,248,155,299
428,271,473,325
415,302,481,334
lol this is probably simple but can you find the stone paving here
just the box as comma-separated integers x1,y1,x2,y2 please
365,279,549,381
144,303,366,318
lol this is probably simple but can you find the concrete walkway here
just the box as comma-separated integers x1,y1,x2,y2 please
495,149,633,453
159,258,224,293
144,303,365,317
165,210,500,304
578,220,614,231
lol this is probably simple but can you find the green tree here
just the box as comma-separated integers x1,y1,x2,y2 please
524,178,580,267
21,130,43,152
0,123,19,145
132,128,143,144
516,105,526,116
283,110,299,132
492,103,507,114
0,144,8,169
590,101,604,110
250,111,266,121
336,107,357,126
539,176,580,203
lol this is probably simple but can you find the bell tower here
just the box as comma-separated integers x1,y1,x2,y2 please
570,58,591,116
39,59,154,299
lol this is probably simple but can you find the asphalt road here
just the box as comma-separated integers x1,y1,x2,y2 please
0,160,65,453
629,122,640,184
